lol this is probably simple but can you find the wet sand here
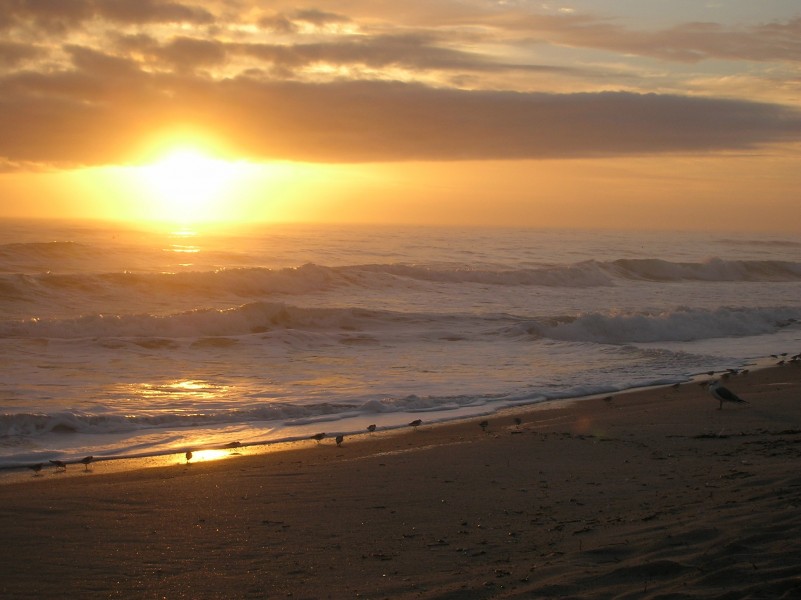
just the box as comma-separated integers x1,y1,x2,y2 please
1,365,800,599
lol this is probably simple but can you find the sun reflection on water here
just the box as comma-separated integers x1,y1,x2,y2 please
135,380,230,402
165,228,201,267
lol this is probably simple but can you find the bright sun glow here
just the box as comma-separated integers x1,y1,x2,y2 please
140,148,245,223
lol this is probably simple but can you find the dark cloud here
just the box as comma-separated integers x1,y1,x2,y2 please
293,9,350,27
66,45,141,79
0,0,213,32
153,37,227,71
1,61,799,167
211,81,801,161
97,0,214,25
0,0,91,33
0,41,43,67
257,14,296,34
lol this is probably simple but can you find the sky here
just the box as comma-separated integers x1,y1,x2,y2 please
1,0,800,230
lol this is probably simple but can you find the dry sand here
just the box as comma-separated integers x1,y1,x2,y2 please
1,365,801,599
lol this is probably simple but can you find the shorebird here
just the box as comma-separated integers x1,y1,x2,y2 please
80,456,94,471
367,424,376,434
185,450,193,464
28,463,43,475
707,381,748,410
335,434,344,447
479,420,489,432
49,459,67,471
513,417,522,427
409,419,422,429
224,441,241,449
311,432,326,443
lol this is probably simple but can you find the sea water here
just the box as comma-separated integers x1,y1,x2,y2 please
1,219,800,469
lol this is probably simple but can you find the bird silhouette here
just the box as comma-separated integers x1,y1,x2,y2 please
185,450,193,464
80,456,94,471
49,459,67,471
28,463,43,475
513,417,522,428
367,424,376,434
409,419,422,429
335,434,344,447
311,433,326,443
707,381,748,410
224,441,242,454
479,420,489,432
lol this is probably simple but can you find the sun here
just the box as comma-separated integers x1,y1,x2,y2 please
140,147,245,224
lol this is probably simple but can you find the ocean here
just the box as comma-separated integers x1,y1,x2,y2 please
1,219,800,470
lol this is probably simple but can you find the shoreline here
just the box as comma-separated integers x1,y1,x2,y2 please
1,358,784,484
1,363,800,597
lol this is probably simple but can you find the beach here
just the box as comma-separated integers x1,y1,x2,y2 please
1,364,800,599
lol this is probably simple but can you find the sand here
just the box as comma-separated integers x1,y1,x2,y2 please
1,365,801,599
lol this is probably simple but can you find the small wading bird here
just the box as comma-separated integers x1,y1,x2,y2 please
28,463,43,475
479,420,489,432
707,380,748,410
49,459,67,471
311,433,326,443
185,450,193,464
335,435,344,447
409,419,422,429
367,424,376,434
80,456,94,471
224,441,242,454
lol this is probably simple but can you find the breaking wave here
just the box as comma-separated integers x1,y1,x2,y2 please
2,301,799,346
2,258,801,308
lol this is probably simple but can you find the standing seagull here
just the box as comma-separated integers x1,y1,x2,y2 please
707,381,748,410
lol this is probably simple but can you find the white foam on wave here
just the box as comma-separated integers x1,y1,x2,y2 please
610,258,801,282
4,258,801,311
3,301,800,347
534,306,801,344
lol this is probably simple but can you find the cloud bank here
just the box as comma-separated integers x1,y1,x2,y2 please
1,0,800,167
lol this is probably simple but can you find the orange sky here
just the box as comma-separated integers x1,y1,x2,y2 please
1,1,801,231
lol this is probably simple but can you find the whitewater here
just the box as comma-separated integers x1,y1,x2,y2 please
1,220,800,470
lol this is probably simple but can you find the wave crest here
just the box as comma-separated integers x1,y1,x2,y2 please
529,306,800,344
4,258,801,307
